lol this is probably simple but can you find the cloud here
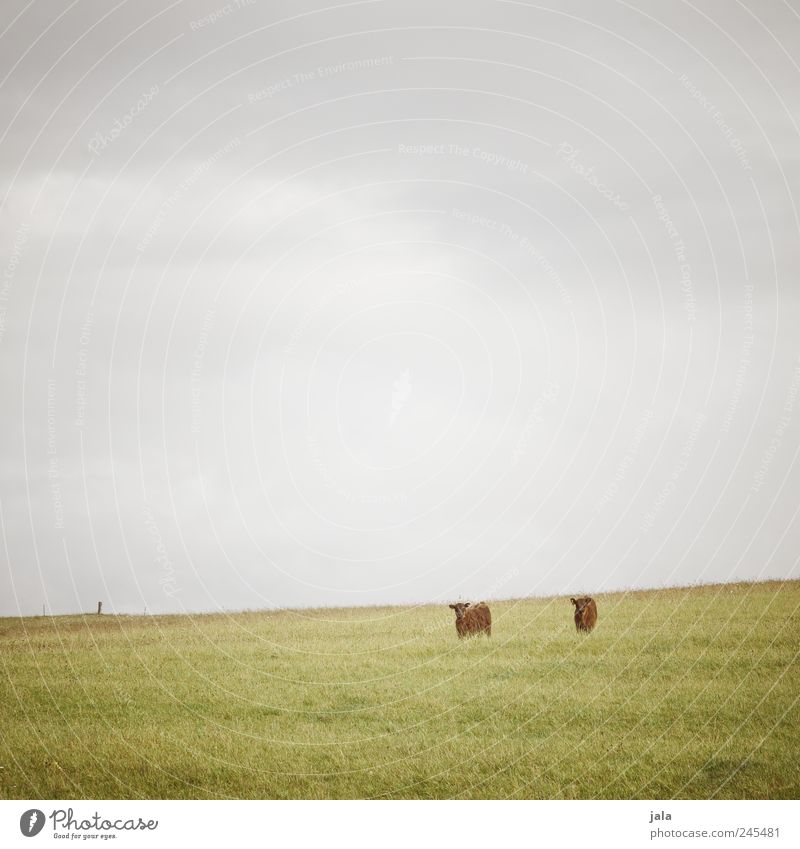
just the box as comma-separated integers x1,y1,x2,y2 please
1,0,799,615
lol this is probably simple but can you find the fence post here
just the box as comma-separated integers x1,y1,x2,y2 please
97,601,102,615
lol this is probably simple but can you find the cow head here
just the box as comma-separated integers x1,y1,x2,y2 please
571,596,591,615
449,602,471,620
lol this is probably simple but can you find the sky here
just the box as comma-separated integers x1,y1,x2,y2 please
1,0,799,616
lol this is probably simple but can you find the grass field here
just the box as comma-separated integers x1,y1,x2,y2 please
1,581,798,799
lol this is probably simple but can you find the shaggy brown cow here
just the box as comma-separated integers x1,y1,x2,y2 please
571,596,597,632
449,602,491,638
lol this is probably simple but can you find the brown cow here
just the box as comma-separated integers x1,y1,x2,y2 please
571,596,597,632
449,602,491,638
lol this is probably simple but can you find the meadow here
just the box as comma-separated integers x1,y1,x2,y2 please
1,580,798,799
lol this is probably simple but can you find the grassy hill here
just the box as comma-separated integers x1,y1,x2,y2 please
1,580,798,799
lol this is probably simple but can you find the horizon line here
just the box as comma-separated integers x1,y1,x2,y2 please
3,576,797,622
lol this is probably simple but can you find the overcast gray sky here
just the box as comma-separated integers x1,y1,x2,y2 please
1,0,799,615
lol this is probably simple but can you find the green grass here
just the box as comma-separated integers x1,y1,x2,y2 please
1,581,798,799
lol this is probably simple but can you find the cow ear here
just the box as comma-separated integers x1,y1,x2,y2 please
448,604,456,609
570,598,576,605
464,602,470,608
